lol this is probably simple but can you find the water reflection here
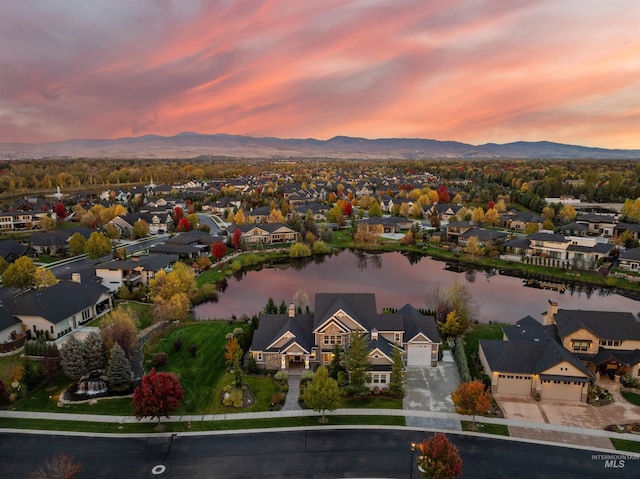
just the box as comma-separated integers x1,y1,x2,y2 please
193,251,640,323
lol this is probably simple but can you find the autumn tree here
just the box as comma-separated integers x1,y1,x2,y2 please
59,335,86,380
29,454,82,479
368,200,383,217
559,204,577,222
484,207,499,226
303,366,340,423
293,289,310,312
132,219,149,239
177,217,191,232
289,242,312,257
471,207,484,224
525,222,540,235
415,433,463,479
153,292,192,322
0,257,8,276
68,232,86,256
440,310,464,338
85,232,112,260
132,368,184,423
149,262,197,303
2,255,36,290
224,336,244,388
211,241,227,260
426,281,477,330
33,267,58,289
343,331,370,399
100,306,138,358
389,343,406,398
232,228,243,249
106,343,132,391
451,380,493,428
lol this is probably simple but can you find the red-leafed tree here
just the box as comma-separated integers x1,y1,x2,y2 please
487,200,495,210
342,201,353,216
177,217,191,232
173,206,184,224
437,185,450,203
451,379,493,428
232,228,242,249
415,433,462,479
211,241,227,260
54,202,67,220
132,368,184,423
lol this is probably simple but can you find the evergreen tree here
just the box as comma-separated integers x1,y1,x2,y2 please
389,343,406,398
263,297,278,314
278,300,287,314
343,331,370,399
106,343,132,391
59,335,86,381
84,331,106,371
327,344,344,379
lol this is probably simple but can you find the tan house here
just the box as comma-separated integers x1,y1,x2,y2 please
250,293,441,389
95,255,177,293
228,223,298,245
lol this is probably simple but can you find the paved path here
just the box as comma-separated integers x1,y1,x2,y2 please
281,370,302,412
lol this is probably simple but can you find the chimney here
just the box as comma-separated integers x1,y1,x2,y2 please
71,272,81,283
543,300,558,326
371,328,378,341
288,303,295,318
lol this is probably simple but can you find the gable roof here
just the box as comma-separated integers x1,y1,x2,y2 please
0,303,21,332
313,293,377,331
8,281,110,324
250,314,314,353
397,304,441,343
554,309,640,341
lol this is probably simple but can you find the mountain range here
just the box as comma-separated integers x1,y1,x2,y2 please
1,132,639,160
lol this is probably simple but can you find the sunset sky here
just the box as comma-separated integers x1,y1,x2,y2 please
1,0,639,148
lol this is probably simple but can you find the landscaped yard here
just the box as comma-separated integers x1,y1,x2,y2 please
462,323,505,379
145,321,284,414
621,389,640,407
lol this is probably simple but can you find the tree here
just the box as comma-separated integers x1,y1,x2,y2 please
471,207,484,224
451,380,493,428
343,331,370,399
132,219,149,239
426,281,477,331
415,433,463,479
186,212,199,230
59,335,86,381
440,310,464,338
303,365,340,423
29,454,82,479
153,292,192,322
149,262,197,303
133,368,184,423
99,306,138,358
289,242,312,257
389,343,406,398
263,297,278,314
0,257,8,275
85,232,112,260
484,207,499,226
103,223,120,240
68,232,86,256
106,343,132,391
211,241,227,260
463,236,482,258
368,200,383,217
33,267,58,289
84,331,105,371
232,228,243,249
342,201,353,216
2,255,36,290
54,202,67,222
292,289,310,312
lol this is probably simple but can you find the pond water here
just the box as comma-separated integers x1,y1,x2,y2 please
193,251,640,324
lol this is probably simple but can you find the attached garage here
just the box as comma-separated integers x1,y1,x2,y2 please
407,344,432,366
540,376,586,401
495,374,532,396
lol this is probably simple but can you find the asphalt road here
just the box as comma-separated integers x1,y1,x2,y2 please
2,429,638,479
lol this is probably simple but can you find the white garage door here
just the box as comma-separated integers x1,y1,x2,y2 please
407,344,430,366
541,380,583,401
496,375,531,396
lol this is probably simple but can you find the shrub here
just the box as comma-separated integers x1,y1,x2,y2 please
621,373,640,389
282,384,289,393
173,338,183,352
193,283,218,304
274,371,288,383
301,370,315,383
272,392,286,404
231,388,244,408
153,352,168,367
188,345,198,357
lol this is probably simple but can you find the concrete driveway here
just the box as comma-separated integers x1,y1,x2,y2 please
403,355,461,430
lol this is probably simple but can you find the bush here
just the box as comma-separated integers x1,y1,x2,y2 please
274,371,288,383
247,357,260,374
153,352,168,367
301,370,315,383
188,344,198,357
272,392,286,404
621,373,640,389
174,338,183,352
193,283,218,305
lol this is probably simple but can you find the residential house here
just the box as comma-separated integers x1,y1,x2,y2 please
445,220,472,243
250,293,441,388
575,214,618,237
94,255,178,293
0,303,29,353
8,279,113,340
29,228,94,256
618,247,640,272
457,227,507,247
227,223,298,245
0,240,36,263
501,210,543,232
0,210,45,231
614,222,640,243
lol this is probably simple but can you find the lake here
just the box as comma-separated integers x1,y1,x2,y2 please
193,250,640,323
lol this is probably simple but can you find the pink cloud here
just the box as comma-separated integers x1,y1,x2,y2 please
0,0,638,148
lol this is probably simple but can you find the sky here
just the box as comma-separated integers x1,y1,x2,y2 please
1,0,639,148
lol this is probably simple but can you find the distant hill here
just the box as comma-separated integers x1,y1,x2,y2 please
1,132,639,160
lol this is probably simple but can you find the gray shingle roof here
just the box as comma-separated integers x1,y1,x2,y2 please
555,309,640,341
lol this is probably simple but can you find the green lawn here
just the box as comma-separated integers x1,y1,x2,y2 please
0,354,21,385
461,421,510,436
117,301,154,330
611,438,640,454
337,396,404,409
462,323,505,379
145,322,247,413
621,390,640,407
210,372,282,414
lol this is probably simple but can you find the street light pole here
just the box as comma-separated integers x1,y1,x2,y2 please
409,442,417,479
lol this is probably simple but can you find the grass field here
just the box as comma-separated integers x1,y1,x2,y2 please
463,323,505,379
461,421,510,436
621,390,640,407
145,321,248,413
611,438,640,453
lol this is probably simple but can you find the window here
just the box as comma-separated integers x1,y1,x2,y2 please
571,340,590,352
394,333,402,343
369,373,387,384
323,353,334,364
254,352,263,361
323,334,342,345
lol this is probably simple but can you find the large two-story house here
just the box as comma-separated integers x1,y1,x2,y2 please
250,293,441,389
479,301,640,402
